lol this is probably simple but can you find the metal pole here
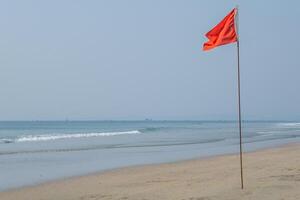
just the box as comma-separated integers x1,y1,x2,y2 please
235,6,244,189
237,39,244,189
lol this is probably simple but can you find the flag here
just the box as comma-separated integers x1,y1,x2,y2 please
203,8,238,51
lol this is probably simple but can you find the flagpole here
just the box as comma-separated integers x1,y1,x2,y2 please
203,6,244,189
235,6,244,189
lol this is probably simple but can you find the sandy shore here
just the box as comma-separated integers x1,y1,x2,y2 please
1,143,299,200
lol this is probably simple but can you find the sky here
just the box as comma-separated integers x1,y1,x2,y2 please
0,0,299,121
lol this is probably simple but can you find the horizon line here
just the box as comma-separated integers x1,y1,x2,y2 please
0,119,298,122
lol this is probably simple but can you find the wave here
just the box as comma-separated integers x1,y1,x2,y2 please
1,130,141,143
257,131,277,135
140,126,204,133
0,138,226,156
276,123,300,127
140,127,170,132
0,138,14,144
256,131,275,137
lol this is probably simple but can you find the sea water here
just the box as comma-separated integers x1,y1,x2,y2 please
0,121,299,191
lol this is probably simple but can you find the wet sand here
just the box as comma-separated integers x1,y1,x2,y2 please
1,143,299,200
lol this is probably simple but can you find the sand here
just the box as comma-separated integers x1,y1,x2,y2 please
1,143,299,200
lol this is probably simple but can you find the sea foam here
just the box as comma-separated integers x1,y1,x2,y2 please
276,123,300,127
14,130,141,142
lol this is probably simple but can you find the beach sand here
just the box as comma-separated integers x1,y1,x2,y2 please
1,143,299,200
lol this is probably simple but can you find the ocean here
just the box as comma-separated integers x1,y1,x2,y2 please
0,121,299,191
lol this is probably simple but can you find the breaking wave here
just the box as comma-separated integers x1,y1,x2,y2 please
276,123,300,127
1,130,141,143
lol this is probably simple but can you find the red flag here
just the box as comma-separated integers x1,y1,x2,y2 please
203,8,238,51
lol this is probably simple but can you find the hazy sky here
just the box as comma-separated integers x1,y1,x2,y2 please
0,0,299,121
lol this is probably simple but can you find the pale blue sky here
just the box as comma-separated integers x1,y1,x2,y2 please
0,0,299,120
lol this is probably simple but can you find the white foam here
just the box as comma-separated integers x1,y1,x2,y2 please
277,123,300,127
15,130,141,142
256,131,275,137
257,131,276,134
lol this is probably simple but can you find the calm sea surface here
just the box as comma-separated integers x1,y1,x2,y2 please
0,121,300,191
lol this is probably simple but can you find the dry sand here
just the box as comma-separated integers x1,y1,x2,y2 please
1,143,299,200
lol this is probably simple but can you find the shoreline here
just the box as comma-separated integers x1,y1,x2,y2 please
3,141,298,192
1,142,300,200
